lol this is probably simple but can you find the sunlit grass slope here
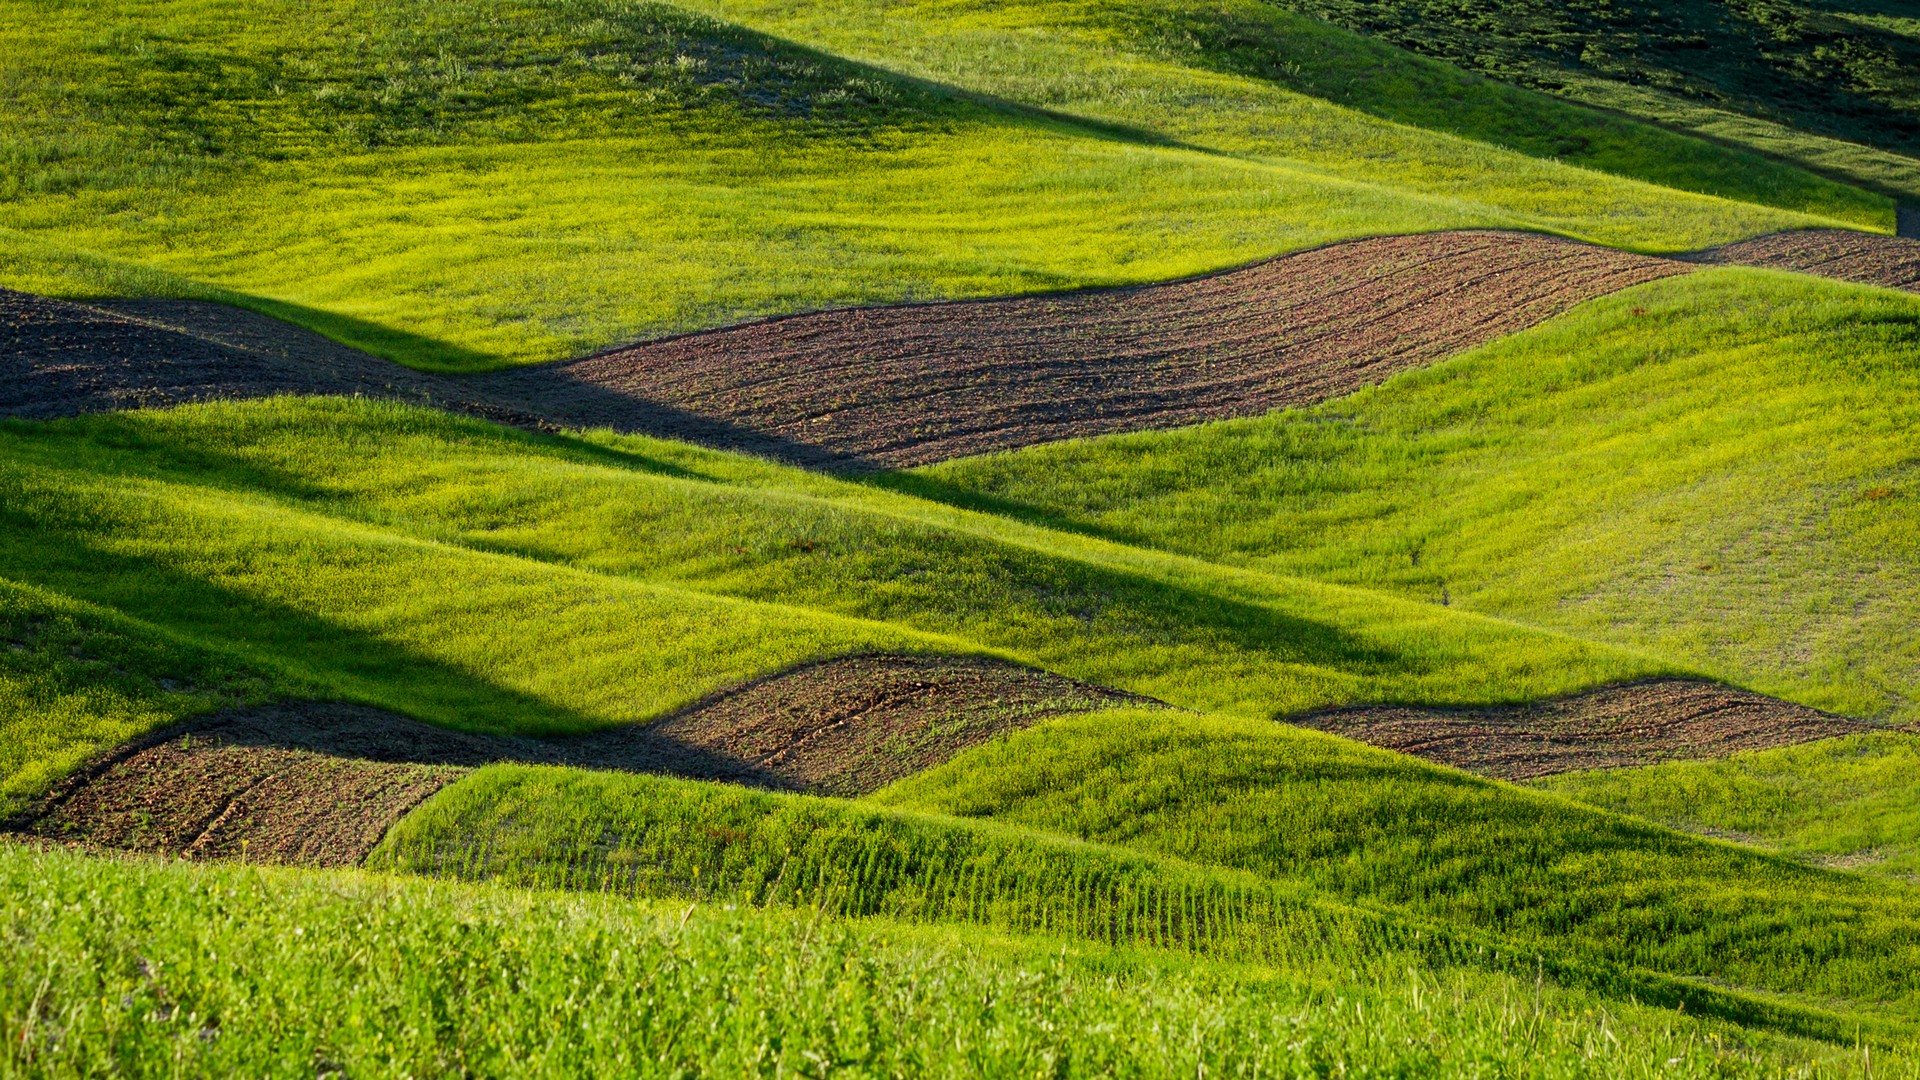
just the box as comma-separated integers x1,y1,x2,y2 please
874,709,1920,1025
372,752,1911,1040
687,0,1892,224
1536,732,1920,883
4,843,1879,1077
0,396,1669,807
0,0,1868,370
918,269,1920,721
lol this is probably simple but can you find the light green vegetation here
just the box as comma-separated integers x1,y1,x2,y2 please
5,842,1888,1077
1538,732,1920,883
0,395,1668,805
379,748,1920,1038
0,0,1876,370
874,709,1920,1026
917,269,1920,720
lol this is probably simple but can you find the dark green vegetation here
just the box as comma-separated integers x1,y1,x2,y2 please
1268,0,1920,203
920,269,1920,720
1538,732,1920,882
0,0,1881,368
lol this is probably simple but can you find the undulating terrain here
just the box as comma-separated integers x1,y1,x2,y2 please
4,0,1920,1074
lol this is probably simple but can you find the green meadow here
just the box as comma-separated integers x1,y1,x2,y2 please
919,269,1920,720
0,0,1886,369
1537,733,1920,883
8,841,1893,1077
7,0,1920,1071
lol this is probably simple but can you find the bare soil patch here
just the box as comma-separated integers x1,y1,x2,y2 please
494,230,1687,468
8,228,1910,468
1289,678,1873,781
8,654,1151,865
1686,229,1920,292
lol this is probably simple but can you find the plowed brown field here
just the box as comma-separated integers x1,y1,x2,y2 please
1688,229,1920,291
1289,679,1872,781
9,655,1151,865
8,229,1914,467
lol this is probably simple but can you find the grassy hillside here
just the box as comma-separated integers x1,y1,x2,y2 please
375,752,1917,1037
1537,732,1920,882
917,269,1920,720
1269,0,1920,203
5,841,1883,1076
689,0,1893,222
873,709,1920,1024
0,395,1673,811
0,0,1876,369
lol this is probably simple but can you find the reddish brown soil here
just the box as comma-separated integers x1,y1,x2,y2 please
8,228,1913,468
495,230,1687,468
9,654,1152,865
1289,679,1873,781
1686,229,1920,292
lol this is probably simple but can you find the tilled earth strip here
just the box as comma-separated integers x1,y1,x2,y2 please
7,229,1913,469
1686,228,1920,291
9,655,1153,866
1289,678,1877,781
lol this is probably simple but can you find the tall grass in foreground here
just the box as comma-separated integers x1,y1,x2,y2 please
373,758,1884,1043
2,843,1888,1077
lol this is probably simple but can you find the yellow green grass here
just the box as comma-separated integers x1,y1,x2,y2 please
0,0,1883,370
1536,732,1920,883
4,841,1887,1076
873,709,1920,1027
915,269,1920,721
0,394,1669,812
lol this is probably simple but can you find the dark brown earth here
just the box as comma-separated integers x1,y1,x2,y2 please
2,230,1686,468
1686,228,1920,291
1288,678,1875,781
9,229,1914,469
10,654,1153,866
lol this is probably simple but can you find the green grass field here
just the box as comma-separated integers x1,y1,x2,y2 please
7,0,1920,1070
0,0,1888,369
11,841,1895,1077
918,269,1920,720
1537,733,1920,883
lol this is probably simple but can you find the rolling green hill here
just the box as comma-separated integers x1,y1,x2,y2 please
7,0,1920,1071
918,269,1920,720
0,0,1888,369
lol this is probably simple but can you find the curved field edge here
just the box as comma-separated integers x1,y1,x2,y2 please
368,750,1901,1043
912,267,1920,721
1533,731,1920,883
1,843,1884,1076
871,709,1920,1024
0,0,1874,371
